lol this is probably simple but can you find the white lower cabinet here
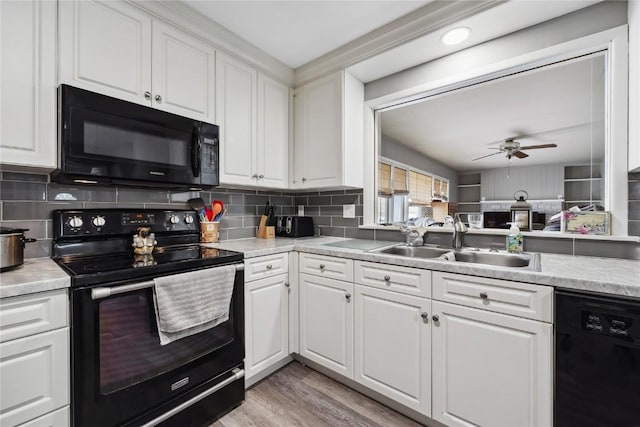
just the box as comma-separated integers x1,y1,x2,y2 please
354,285,431,415
431,300,553,427
299,273,354,379
0,328,70,427
244,273,290,381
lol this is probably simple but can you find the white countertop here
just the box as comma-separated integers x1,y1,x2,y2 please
2,237,638,299
207,237,640,298
0,258,71,299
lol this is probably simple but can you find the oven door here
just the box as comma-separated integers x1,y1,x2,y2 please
71,266,244,427
58,85,218,188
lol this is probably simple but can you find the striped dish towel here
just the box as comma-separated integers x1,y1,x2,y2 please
152,264,236,345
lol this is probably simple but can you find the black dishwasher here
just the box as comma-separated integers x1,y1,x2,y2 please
556,290,640,427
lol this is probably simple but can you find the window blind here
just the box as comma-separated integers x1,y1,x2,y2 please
379,162,392,195
409,171,432,205
393,167,408,194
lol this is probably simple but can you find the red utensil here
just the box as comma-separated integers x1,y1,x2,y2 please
212,200,223,221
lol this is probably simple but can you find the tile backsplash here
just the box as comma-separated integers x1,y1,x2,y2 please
0,171,295,258
1,171,638,259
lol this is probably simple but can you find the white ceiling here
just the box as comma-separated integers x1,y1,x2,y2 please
380,54,606,172
183,0,430,69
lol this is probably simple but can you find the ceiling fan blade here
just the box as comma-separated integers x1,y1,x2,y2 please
512,150,529,159
472,152,502,161
519,143,558,150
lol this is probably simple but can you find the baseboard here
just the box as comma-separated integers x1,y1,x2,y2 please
245,356,294,388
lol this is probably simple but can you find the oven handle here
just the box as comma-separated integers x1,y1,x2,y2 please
140,367,245,427
90,263,245,301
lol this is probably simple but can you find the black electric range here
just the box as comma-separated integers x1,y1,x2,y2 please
52,209,246,427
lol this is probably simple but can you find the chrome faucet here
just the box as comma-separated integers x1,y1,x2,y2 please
452,213,468,250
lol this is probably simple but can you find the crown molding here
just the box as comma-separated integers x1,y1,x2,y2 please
293,0,505,87
130,0,294,86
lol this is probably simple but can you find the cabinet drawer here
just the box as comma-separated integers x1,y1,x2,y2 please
0,290,68,343
244,253,288,282
355,261,431,298
0,328,70,427
299,253,354,282
432,272,553,322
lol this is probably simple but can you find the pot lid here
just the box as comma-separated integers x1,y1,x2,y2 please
0,227,28,235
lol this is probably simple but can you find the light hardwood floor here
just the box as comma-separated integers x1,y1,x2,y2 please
212,362,422,427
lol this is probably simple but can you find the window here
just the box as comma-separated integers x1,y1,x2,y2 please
377,157,449,223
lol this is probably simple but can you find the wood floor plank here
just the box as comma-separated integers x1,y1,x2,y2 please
212,362,422,427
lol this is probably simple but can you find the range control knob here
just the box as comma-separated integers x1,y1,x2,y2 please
68,216,83,228
92,215,106,228
184,215,194,224
169,215,180,224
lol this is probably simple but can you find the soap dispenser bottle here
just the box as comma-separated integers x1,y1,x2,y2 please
506,223,524,254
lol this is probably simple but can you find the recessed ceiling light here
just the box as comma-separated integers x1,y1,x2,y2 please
440,27,471,45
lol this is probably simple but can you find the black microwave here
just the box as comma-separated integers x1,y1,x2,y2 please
53,85,219,189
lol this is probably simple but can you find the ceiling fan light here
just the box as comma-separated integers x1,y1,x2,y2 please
440,27,471,45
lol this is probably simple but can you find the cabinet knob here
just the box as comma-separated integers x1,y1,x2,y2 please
319,264,325,270
432,315,440,322
284,282,290,288
252,173,259,179
144,91,151,100
302,177,307,183
420,312,429,322
155,94,163,103
480,292,488,300
266,264,273,270
258,174,264,179
384,275,391,282
345,293,351,301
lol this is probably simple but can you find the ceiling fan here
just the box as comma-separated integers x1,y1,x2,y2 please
472,137,557,161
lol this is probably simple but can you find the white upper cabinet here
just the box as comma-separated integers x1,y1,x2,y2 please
217,51,289,188
59,0,215,122
292,70,364,189
59,0,152,105
257,74,290,188
216,52,258,186
152,21,215,121
0,0,56,169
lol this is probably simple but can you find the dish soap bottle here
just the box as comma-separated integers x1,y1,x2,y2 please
506,223,524,254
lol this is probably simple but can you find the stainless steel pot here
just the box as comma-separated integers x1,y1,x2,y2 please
0,227,36,271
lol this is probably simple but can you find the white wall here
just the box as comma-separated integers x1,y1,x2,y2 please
364,1,627,102
380,134,458,201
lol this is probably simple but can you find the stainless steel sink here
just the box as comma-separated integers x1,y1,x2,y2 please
374,244,541,271
376,245,451,259
450,251,534,268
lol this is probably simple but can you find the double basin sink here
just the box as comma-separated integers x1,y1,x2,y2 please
374,244,540,271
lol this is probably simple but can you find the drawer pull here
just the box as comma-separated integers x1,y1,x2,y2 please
319,264,326,270
384,275,391,282
345,293,351,301
266,264,273,270
480,292,488,300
